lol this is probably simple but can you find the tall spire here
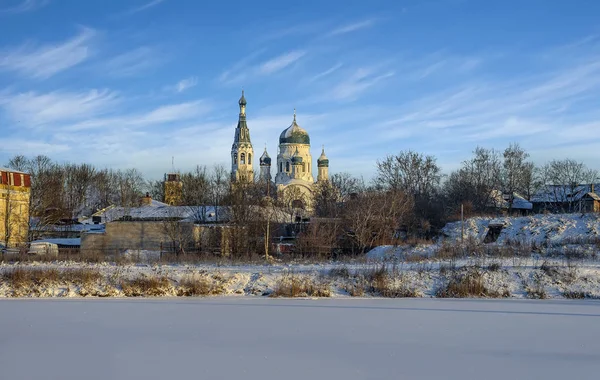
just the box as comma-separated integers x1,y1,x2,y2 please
238,89,247,116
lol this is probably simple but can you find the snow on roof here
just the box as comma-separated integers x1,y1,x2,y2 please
32,238,81,246
584,192,600,201
490,190,533,210
531,184,600,203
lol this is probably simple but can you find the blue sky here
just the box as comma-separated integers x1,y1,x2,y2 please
1,0,599,180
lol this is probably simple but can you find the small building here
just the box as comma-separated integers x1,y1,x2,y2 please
0,167,31,247
581,192,600,213
489,190,533,216
531,183,600,213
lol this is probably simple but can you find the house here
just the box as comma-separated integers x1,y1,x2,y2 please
489,190,533,216
0,167,31,247
80,194,294,257
531,183,600,213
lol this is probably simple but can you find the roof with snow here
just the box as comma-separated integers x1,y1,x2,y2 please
531,184,600,203
490,190,533,210
84,201,293,224
32,238,81,246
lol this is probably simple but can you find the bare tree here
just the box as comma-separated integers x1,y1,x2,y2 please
312,180,341,218
342,190,414,254
375,150,441,197
63,163,96,219
161,207,193,256
502,143,535,213
146,179,165,202
445,147,502,214
330,172,365,200
211,164,229,223
181,165,211,222
538,159,599,212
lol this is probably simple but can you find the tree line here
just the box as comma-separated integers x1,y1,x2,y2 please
5,144,599,257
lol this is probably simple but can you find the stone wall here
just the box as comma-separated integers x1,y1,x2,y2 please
81,220,233,255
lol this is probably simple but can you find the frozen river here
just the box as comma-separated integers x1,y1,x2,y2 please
1,298,599,379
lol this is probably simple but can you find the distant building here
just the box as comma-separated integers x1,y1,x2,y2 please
230,91,330,210
0,167,31,247
163,173,183,205
531,183,600,213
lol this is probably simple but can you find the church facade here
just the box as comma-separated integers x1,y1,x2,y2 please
230,91,329,209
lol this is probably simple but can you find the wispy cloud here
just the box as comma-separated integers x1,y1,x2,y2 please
0,0,49,13
60,100,212,131
329,67,394,100
0,89,118,125
220,49,306,84
103,46,162,77
258,50,306,75
0,27,95,79
218,48,267,83
309,63,343,82
172,76,198,93
124,0,166,14
328,19,376,36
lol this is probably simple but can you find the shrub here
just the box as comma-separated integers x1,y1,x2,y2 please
563,291,586,299
271,275,331,297
436,268,506,298
524,273,547,299
176,275,225,296
120,276,171,297
486,262,501,271
328,266,350,279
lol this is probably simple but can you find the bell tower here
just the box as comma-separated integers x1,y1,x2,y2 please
231,90,254,183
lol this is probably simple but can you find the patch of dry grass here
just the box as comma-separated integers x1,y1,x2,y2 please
120,276,172,297
271,274,331,297
524,273,548,299
436,268,507,298
176,274,226,296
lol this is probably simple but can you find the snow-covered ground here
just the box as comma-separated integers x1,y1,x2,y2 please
1,298,599,380
2,258,600,299
441,213,600,245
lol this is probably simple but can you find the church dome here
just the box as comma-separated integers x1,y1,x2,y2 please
259,148,271,165
238,90,247,106
317,147,329,167
279,110,310,145
291,147,303,164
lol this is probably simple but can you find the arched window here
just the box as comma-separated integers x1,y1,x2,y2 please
286,161,290,172
280,162,283,172
248,153,251,165
234,154,237,164
240,153,245,165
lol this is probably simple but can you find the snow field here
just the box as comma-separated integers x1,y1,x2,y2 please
2,257,600,299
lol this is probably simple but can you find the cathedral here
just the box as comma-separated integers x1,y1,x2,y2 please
231,91,329,209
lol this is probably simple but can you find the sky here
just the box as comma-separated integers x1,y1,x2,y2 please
0,0,599,181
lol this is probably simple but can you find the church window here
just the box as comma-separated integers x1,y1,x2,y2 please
234,154,237,164
280,162,283,172
241,153,246,165
286,162,290,172
248,153,251,164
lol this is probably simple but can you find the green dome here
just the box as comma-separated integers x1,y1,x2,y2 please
317,148,329,167
291,147,303,164
279,111,310,145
